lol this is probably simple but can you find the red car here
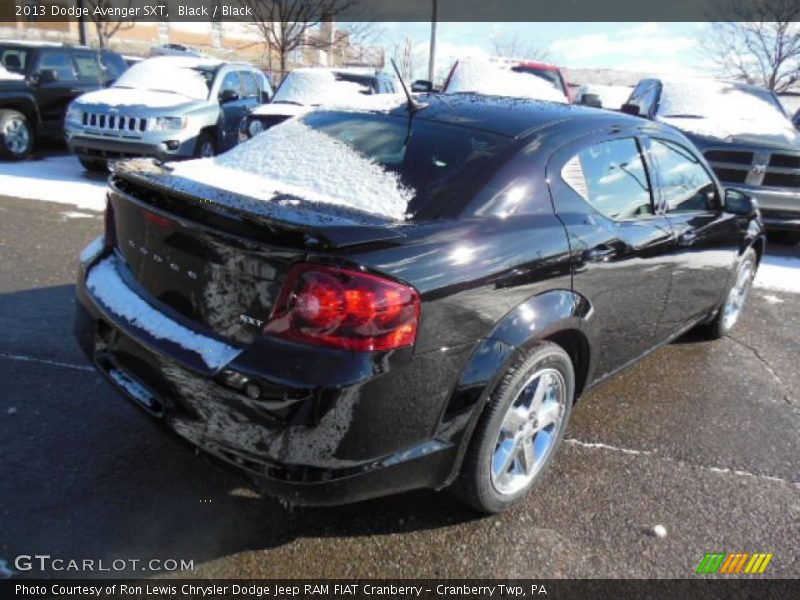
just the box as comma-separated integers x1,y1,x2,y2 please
442,57,571,103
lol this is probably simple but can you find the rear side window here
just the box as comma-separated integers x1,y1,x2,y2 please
220,71,241,94
239,71,259,98
650,139,717,213
73,51,101,81
37,50,77,81
561,138,654,220
100,52,127,80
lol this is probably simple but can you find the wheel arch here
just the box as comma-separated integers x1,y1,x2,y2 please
436,289,593,487
0,95,41,127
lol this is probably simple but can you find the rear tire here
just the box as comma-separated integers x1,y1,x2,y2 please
79,157,107,172
454,342,574,514
0,109,33,160
195,132,216,158
703,247,757,340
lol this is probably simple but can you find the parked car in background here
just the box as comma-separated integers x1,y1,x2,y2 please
575,84,631,110
239,67,399,140
439,57,570,103
65,56,272,171
150,43,206,58
624,77,800,243
0,41,127,159
75,95,763,513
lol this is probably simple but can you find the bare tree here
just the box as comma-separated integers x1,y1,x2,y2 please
698,0,800,92
391,36,421,80
490,32,551,62
237,0,364,79
83,0,136,49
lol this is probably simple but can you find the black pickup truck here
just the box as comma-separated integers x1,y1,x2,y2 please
0,41,127,159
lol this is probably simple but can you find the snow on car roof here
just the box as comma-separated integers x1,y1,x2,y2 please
271,68,379,106
170,119,412,221
444,58,568,103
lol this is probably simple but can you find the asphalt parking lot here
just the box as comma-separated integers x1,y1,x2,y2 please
1,176,798,579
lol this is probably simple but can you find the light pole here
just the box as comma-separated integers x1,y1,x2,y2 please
428,0,438,83
76,0,89,46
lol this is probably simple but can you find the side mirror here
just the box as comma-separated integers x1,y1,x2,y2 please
220,89,240,104
724,188,758,217
411,80,433,93
620,103,641,116
36,69,59,84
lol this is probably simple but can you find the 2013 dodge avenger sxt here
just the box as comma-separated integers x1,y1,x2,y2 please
74,94,764,513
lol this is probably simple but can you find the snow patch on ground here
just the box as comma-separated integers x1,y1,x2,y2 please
61,210,97,221
754,254,800,294
445,59,569,103
0,155,107,211
86,257,240,371
171,119,412,220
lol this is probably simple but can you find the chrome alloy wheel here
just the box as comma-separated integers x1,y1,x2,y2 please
490,368,567,495
722,256,755,331
3,117,31,155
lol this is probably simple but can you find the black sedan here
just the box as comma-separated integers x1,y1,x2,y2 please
74,95,764,513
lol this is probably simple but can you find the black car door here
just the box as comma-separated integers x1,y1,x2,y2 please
548,133,675,381
32,48,84,135
644,137,741,333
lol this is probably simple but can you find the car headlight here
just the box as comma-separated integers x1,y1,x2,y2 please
66,106,83,125
152,116,187,131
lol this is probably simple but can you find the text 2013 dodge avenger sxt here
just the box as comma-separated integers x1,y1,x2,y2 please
75,95,764,513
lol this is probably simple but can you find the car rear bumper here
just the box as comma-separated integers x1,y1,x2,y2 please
74,244,464,505
67,134,196,162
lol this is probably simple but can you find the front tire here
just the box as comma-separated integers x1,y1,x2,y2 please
455,342,575,513
0,109,34,160
195,132,216,158
704,247,757,339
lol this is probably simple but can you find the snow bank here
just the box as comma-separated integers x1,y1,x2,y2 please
657,79,797,143
274,69,372,106
0,64,24,81
76,87,197,109
171,119,412,220
0,155,107,211
87,257,240,371
445,59,568,103
754,254,800,294
112,56,217,101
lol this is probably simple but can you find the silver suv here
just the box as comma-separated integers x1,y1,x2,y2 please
65,56,272,170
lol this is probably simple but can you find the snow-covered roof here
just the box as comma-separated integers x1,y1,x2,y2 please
112,56,220,101
170,119,411,221
444,58,568,103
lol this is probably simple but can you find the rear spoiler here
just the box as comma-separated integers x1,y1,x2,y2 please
111,159,408,249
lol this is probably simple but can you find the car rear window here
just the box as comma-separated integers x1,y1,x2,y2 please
301,111,517,219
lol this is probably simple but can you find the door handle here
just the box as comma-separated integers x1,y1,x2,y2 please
678,230,698,246
69,88,84,93
583,245,616,262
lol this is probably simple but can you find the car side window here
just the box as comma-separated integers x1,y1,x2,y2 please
220,71,241,95
73,51,101,82
99,52,127,81
561,138,654,221
650,139,717,213
37,50,77,81
238,71,258,98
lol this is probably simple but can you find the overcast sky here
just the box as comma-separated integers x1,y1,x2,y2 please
374,22,709,80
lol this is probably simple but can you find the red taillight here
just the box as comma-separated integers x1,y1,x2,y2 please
141,208,174,229
104,197,116,250
265,264,420,352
